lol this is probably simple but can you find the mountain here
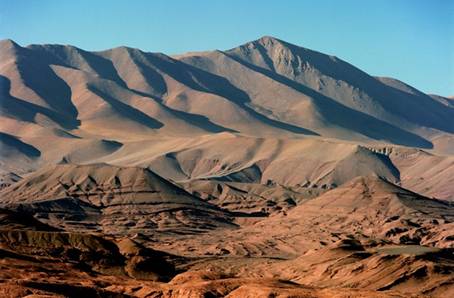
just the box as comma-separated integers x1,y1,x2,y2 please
1,36,453,145
178,36,453,145
1,36,453,201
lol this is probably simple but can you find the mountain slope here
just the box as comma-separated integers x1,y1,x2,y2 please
0,163,235,235
155,176,453,258
251,176,454,249
2,37,453,148
224,36,453,134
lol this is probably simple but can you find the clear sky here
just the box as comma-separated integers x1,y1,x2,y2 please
1,0,453,96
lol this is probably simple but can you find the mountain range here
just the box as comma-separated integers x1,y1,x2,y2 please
0,36,453,297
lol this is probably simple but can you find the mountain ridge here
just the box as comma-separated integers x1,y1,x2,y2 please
1,37,453,201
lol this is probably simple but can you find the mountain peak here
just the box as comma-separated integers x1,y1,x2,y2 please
257,35,282,43
110,45,139,52
227,36,288,53
251,35,287,49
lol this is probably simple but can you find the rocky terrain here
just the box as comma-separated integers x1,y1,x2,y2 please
0,36,453,297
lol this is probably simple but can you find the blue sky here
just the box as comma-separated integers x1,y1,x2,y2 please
1,0,453,95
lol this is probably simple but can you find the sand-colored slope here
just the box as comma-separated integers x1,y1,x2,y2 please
87,133,454,200
383,147,454,200
96,134,400,185
254,176,454,249
225,239,454,297
177,238,454,297
152,176,453,258
181,179,322,216
274,240,454,296
0,163,234,235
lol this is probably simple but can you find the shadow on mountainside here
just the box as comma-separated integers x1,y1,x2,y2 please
0,132,41,158
0,75,81,129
